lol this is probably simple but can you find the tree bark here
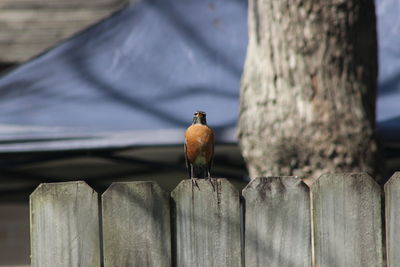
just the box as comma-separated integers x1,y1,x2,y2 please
239,0,380,181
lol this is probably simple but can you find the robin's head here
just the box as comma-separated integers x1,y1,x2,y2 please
192,111,207,125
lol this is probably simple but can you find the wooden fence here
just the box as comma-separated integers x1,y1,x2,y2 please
29,172,400,267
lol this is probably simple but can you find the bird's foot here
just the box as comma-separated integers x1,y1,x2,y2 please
191,178,200,191
207,177,216,192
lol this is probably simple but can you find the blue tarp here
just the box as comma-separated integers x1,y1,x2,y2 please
0,0,247,152
0,0,398,152
376,0,400,143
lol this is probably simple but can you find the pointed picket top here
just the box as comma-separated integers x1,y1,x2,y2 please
171,178,238,198
385,171,400,188
313,172,380,191
242,175,308,197
102,180,169,202
30,180,93,197
312,172,382,267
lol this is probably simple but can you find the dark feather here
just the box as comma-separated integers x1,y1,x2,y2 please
184,141,192,178
192,164,208,178
207,142,214,177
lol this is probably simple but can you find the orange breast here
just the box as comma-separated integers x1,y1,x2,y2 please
185,124,214,164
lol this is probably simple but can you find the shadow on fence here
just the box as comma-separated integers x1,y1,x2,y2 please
30,172,398,267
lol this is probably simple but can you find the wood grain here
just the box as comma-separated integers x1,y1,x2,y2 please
242,176,311,267
0,1,128,62
171,178,241,267
312,173,382,266
30,181,100,267
385,172,400,267
0,0,125,8
102,181,171,267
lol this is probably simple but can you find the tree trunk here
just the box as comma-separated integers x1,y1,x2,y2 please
238,0,380,181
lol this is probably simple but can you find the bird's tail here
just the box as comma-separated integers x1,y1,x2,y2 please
191,164,209,178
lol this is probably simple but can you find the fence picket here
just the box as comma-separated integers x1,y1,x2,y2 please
312,173,382,266
171,178,241,267
385,172,400,267
29,173,393,266
242,176,311,267
102,181,171,267
30,181,100,267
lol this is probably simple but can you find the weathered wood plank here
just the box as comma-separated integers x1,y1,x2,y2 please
30,181,100,267
0,44,62,63
102,181,171,267
312,173,382,266
171,178,241,267
0,9,113,26
0,0,126,9
242,176,311,267
385,172,400,267
0,5,127,62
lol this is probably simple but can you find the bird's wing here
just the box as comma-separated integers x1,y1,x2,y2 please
184,140,191,178
207,131,214,176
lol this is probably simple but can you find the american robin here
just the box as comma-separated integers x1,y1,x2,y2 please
184,111,214,178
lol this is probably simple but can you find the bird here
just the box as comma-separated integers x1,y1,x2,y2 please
184,111,214,178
